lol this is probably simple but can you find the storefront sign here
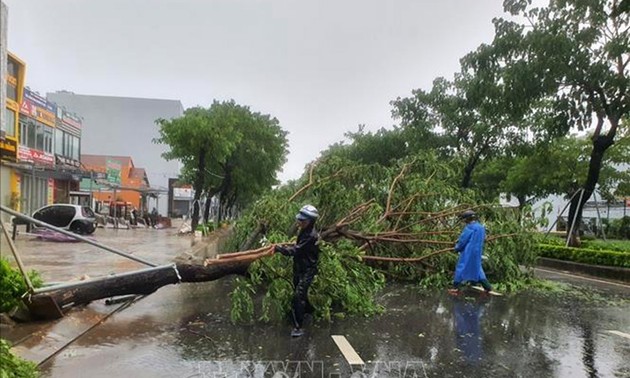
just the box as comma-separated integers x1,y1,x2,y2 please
48,178,55,205
62,112,82,129
106,159,122,185
173,187,194,199
18,146,55,166
55,154,81,168
21,88,57,127
0,138,18,161
57,107,82,130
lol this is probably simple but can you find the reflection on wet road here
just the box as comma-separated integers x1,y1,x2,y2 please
40,282,629,377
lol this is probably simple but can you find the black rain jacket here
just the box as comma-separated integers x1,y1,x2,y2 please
283,223,320,272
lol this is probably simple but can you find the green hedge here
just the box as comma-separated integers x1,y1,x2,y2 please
580,239,630,253
537,244,630,268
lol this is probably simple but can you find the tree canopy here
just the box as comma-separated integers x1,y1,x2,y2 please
155,100,288,229
465,0,629,244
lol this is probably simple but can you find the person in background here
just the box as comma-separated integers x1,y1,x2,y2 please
150,207,158,228
448,210,492,296
274,205,320,337
130,207,138,226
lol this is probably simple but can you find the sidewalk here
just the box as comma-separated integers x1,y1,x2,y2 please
2,223,221,366
534,265,630,296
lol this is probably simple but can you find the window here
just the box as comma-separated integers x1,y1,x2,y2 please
7,59,18,78
19,116,29,145
6,82,17,102
6,59,19,102
18,115,54,153
72,135,80,160
55,129,63,155
44,127,53,153
27,120,36,148
35,124,44,151
3,109,16,137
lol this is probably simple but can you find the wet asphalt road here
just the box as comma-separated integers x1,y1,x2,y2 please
2,226,629,377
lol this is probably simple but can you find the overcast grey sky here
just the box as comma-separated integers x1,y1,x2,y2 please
5,0,505,182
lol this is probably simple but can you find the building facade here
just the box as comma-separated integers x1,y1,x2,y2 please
1,55,87,216
53,107,83,203
15,88,58,214
80,154,151,218
46,92,184,216
1,52,25,216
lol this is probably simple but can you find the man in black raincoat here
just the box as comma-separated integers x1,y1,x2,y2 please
274,204,320,337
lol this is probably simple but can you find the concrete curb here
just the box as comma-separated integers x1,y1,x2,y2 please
537,257,630,283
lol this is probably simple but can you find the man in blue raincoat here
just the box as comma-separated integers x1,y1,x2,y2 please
448,210,492,295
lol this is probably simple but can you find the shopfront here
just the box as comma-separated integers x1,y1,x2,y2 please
1,53,25,218
16,88,57,214
53,107,83,203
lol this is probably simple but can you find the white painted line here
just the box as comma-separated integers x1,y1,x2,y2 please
535,267,630,289
331,335,364,367
607,330,630,340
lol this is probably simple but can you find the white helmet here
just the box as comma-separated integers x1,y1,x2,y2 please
296,204,319,221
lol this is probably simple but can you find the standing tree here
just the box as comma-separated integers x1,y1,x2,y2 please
467,0,629,245
205,108,289,221
391,71,534,190
155,105,239,230
156,101,288,230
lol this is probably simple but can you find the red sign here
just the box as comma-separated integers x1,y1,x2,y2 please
18,146,54,166
20,100,34,115
20,97,56,127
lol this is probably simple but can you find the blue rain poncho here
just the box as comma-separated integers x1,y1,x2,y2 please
454,221,487,283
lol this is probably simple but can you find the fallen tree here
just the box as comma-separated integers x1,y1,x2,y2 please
25,152,539,320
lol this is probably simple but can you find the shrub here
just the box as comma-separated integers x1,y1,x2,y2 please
0,258,42,313
537,244,630,268
0,339,38,378
604,216,630,240
580,239,630,253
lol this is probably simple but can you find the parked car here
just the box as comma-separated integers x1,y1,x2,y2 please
32,204,97,235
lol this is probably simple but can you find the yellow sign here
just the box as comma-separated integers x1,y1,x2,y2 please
0,138,18,160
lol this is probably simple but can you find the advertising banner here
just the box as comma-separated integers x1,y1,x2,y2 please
56,107,82,130
55,154,81,168
21,88,57,127
0,137,17,161
174,187,194,199
18,145,55,166
106,159,122,185
48,178,54,205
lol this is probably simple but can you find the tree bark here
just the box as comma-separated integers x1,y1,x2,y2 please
191,149,207,231
26,259,259,319
567,133,615,246
203,189,219,223
203,192,212,223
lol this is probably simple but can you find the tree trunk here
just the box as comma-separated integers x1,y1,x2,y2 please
191,149,207,231
26,260,257,319
215,162,233,223
203,189,219,223
567,134,614,246
203,193,212,223
461,163,474,189
461,146,486,189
